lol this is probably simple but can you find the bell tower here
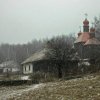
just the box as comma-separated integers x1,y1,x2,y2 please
83,13,89,32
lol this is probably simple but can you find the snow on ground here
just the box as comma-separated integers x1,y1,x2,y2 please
21,76,30,80
1,73,100,100
0,84,45,100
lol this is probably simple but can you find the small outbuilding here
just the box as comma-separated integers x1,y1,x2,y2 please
0,60,20,75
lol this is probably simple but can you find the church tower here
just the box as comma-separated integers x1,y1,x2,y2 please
83,14,89,32
89,23,95,38
74,14,100,59
83,18,89,32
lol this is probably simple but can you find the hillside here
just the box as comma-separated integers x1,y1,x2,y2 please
6,73,100,100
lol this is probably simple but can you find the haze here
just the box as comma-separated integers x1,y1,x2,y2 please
0,0,100,44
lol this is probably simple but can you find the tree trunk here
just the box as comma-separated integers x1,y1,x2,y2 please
57,64,62,78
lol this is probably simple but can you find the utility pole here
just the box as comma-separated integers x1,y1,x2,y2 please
27,48,29,57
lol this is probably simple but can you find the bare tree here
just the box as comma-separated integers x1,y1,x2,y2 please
0,39,45,64
45,35,75,78
94,16,100,40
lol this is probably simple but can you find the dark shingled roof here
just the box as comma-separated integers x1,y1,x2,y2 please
21,49,48,64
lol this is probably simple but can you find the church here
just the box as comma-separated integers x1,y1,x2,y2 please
74,17,100,60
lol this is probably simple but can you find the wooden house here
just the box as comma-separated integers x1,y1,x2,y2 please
21,49,52,74
21,49,79,75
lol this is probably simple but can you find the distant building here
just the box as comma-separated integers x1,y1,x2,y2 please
74,17,100,59
0,61,20,74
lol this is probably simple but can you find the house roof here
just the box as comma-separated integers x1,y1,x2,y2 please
84,38,100,45
74,32,90,43
21,49,48,64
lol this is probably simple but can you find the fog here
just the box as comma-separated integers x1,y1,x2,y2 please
0,0,100,44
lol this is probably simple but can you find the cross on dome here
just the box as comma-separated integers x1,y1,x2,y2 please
85,13,88,19
83,13,89,26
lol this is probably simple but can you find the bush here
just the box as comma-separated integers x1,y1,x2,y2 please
29,72,57,83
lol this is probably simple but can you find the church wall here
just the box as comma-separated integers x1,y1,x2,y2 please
83,45,100,59
74,42,85,58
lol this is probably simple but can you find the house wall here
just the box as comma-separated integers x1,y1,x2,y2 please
74,42,85,58
12,68,19,72
74,42,100,59
33,60,57,73
3,68,12,73
83,45,100,59
23,63,33,74
22,60,57,74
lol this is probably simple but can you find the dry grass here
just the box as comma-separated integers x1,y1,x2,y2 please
7,73,100,100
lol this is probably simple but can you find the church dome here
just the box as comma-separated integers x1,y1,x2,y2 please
83,19,89,26
90,27,95,33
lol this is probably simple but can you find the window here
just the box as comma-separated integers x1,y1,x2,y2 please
29,65,30,71
25,66,26,71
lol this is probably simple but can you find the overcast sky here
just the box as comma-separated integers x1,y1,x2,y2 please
0,0,100,44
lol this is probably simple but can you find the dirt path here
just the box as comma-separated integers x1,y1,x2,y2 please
0,84,44,100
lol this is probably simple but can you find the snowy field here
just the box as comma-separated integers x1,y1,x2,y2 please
0,84,44,100
0,73,100,100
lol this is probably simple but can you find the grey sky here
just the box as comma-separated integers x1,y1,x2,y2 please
0,0,100,44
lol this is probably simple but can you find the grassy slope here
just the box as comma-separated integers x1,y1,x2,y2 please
8,73,100,100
